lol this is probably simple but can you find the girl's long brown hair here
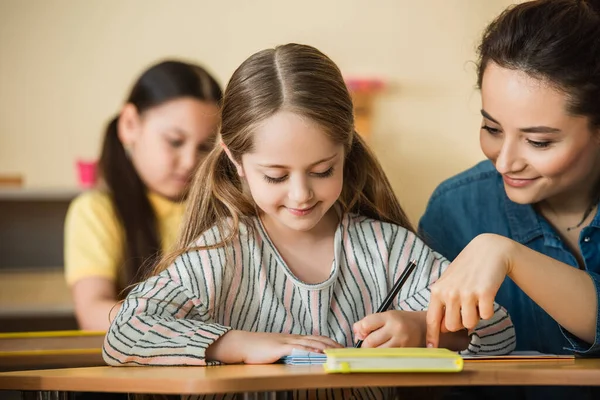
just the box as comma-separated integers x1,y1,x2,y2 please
151,44,413,278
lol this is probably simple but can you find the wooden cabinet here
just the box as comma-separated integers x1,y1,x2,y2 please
0,189,80,332
346,78,385,140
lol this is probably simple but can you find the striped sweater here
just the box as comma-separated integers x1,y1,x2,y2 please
103,213,515,398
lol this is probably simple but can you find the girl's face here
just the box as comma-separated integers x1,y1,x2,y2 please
480,62,600,206
237,111,344,235
119,97,219,200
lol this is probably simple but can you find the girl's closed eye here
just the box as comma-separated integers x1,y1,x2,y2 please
311,167,334,178
262,167,335,184
198,143,213,153
263,174,287,184
167,138,185,148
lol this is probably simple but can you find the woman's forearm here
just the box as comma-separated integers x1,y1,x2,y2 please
508,240,597,344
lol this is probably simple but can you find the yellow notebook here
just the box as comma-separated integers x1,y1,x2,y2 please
323,347,463,373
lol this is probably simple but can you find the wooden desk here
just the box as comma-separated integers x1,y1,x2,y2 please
0,188,82,332
0,351,104,372
0,269,73,319
0,331,105,372
0,359,599,396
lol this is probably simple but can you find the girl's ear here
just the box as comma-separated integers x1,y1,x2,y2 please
221,141,245,177
117,103,142,150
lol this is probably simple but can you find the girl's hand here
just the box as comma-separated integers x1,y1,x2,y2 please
426,233,513,348
353,310,426,348
206,330,343,364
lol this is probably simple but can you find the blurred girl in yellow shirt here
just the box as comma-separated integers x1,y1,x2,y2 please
64,60,222,330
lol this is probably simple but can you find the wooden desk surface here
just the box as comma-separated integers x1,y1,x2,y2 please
0,331,105,372
0,352,104,372
0,268,73,317
0,359,599,394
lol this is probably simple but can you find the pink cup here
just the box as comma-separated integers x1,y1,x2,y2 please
76,159,98,188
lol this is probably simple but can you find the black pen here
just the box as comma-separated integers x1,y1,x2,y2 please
354,260,418,348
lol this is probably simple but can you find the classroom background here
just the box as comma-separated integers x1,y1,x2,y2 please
0,0,518,332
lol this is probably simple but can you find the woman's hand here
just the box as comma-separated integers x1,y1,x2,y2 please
426,233,514,348
206,330,343,364
353,310,427,348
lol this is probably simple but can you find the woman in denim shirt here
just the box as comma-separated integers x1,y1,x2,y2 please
419,0,600,359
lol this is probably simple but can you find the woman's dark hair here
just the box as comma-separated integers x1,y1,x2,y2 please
477,0,600,128
97,60,222,294
477,0,600,226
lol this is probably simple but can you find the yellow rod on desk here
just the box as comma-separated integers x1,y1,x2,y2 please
0,330,105,338
0,348,103,357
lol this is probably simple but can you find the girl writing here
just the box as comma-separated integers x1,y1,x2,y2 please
103,44,515,399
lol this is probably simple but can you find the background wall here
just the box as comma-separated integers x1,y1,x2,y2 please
0,0,517,224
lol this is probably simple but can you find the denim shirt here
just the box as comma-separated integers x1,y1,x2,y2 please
419,160,600,355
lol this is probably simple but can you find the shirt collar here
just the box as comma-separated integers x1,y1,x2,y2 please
499,178,544,245
500,176,600,245
589,204,600,229
147,191,183,219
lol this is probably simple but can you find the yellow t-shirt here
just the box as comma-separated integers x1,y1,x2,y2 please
64,190,185,286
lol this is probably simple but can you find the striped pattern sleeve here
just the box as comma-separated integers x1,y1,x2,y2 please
386,226,516,355
102,254,231,366
461,303,516,355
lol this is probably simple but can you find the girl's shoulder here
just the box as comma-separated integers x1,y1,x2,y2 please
187,216,257,249
342,213,423,252
163,217,259,287
344,213,415,239
66,189,118,225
